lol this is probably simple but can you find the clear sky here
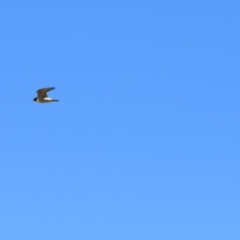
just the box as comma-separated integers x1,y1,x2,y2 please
0,0,239,239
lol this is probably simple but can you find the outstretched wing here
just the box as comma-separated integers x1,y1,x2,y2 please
37,87,55,98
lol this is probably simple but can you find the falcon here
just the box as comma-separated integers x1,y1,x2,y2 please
33,87,59,103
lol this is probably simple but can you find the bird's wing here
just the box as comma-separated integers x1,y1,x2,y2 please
37,87,55,98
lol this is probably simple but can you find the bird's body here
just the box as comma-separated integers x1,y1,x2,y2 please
33,87,59,103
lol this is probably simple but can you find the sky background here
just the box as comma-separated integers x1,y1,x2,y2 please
0,0,240,239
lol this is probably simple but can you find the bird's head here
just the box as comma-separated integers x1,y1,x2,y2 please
33,97,37,101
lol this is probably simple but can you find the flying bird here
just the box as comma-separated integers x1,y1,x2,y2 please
33,87,59,103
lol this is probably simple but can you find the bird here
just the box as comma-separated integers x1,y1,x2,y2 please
33,87,59,103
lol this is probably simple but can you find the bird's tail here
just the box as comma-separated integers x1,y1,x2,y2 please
52,99,59,102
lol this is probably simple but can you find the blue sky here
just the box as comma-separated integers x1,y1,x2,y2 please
0,0,240,239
